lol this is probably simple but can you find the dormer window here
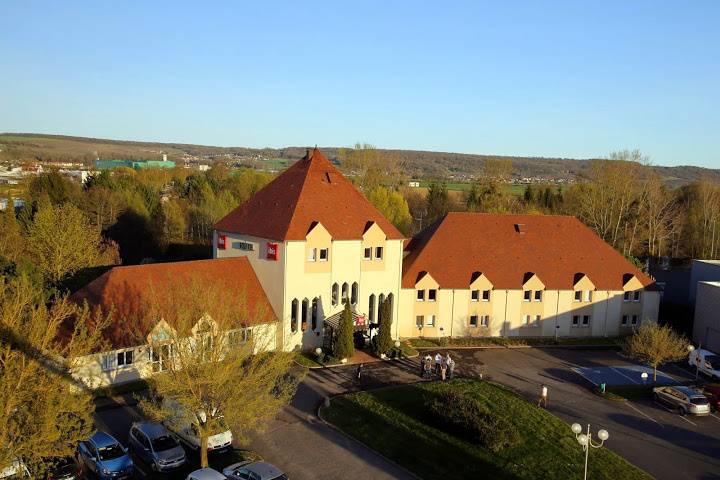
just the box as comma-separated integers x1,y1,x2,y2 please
482,290,490,301
417,290,425,302
375,246,383,260
308,248,317,262
534,290,542,302
623,292,631,302
428,289,437,302
634,291,641,302
319,248,328,262
471,290,479,302
363,247,372,260
585,291,592,302
523,290,532,302
574,291,582,302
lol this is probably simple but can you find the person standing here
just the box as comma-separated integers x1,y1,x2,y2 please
434,352,443,376
440,361,447,381
537,384,548,408
419,356,426,378
355,363,363,382
423,357,432,379
446,354,455,379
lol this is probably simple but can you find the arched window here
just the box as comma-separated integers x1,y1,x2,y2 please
351,282,359,305
378,293,386,322
311,298,319,331
301,299,309,331
368,294,376,322
291,299,299,333
332,283,339,306
342,283,349,304
387,293,394,324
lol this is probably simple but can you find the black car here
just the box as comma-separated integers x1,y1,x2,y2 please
44,457,79,480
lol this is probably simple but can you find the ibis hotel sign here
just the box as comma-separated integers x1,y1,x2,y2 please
266,242,279,261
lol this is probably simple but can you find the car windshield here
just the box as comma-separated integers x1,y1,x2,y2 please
208,416,229,435
706,355,720,369
151,435,179,452
97,444,125,461
690,397,709,405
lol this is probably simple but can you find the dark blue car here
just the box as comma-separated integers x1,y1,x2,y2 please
77,432,133,480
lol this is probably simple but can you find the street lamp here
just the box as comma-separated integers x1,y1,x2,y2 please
571,423,608,480
688,344,699,380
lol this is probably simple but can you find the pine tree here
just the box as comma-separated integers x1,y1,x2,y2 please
377,298,394,355
334,300,355,360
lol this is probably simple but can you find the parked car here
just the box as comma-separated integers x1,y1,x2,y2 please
186,468,227,480
44,456,79,480
223,460,289,480
653,385,711,415
77,431,134,480
699,384,720,411
129,421,187,472
162,398,233,453
688,348,720,380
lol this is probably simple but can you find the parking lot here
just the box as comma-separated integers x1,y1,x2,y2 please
92,347,720,480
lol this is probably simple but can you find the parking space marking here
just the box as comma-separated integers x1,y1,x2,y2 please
710,413,720,422
626,401,662,426
650,401,702,427
609,366,641,385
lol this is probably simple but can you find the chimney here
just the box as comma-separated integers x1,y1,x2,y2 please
514,223,526,234
305,148,311,160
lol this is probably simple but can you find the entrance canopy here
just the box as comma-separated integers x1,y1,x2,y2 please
324,309,368,332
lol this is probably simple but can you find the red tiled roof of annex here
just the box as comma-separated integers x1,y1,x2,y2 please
71,257,275,349
214,147,404,241
402,212,655,291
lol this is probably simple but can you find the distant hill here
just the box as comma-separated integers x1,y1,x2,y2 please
1,133,718,188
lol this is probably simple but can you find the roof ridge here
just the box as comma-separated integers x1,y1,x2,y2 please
284,149,323,238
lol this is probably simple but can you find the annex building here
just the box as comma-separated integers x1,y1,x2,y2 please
73,147,660,385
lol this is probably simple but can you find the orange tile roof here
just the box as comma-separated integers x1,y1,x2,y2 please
214,148,404,241
402,212,655,291
70,257,275,349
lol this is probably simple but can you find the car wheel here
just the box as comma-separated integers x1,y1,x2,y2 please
151,461,158,472
678,406,687,416
653,393,660,403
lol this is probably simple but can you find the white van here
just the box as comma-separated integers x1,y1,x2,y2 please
161,398,233,453
688,348,720,381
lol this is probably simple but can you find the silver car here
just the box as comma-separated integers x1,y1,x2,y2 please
223,461,289,480
128,422,187,472
653,385,711,415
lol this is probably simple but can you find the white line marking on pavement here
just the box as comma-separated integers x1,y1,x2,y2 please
710,413,720,422
135,464,148,478
678,415,697,426
652,402,698,426
610,366,641,385
626,401,662,426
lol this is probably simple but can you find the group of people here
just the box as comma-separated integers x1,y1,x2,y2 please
420,352,455,380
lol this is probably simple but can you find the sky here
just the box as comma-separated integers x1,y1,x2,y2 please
1,1,718,168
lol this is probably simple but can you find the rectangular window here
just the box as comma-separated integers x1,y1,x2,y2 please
574,290,582,302
375,246,383,260
523,290,531,302
572,315,580,326
415,315,424,328
319,248,328,262
633,291,641,302
426,314,435,327
428,289,437,302
623,292,631,302
534,290,542,302
585,290,593,302
535,315,541,325
469,315,478,327
622,315,628,326
363,247,372,260
101,354,116,371
417,290,425,302
117,349,133,367
471,290,479,302
582,315,590,326
307,248,316,262
481,315,489,327
482,290,491,301
523,314,531,325
631,314,638,325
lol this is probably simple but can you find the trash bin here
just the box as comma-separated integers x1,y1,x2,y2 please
599,382,606,394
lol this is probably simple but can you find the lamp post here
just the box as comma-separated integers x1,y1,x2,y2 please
571,423,608,480
687,344,698,380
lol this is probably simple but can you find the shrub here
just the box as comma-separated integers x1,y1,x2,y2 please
426,390,519,453
376,298,394,355
334,300,355,360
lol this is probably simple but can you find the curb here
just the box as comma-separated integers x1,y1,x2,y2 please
295,353,420,370
413,344,620,351
317,393,422,480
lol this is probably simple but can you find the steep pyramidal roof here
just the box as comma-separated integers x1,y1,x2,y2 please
214,148,404,241
402,212,655,290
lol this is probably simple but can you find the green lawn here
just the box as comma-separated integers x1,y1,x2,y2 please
323,380,650,480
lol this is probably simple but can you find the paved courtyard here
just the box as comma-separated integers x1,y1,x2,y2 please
95,347,720,480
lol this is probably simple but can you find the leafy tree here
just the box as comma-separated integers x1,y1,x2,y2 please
624,322,688,381
366,186,413,235
26,201,112,284
136,279,297,469
27,171,79,206
339,143,406,191
0,276,108,477
426,181,450,224
376,297,393,355
465,183,480,212
334,300,355,361
0,199,24,262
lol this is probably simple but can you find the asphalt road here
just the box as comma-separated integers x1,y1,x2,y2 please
94,347,720,480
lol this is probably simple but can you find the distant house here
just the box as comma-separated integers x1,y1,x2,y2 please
408,181,420,187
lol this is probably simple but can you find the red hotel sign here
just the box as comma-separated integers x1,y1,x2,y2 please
266,242,279,261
